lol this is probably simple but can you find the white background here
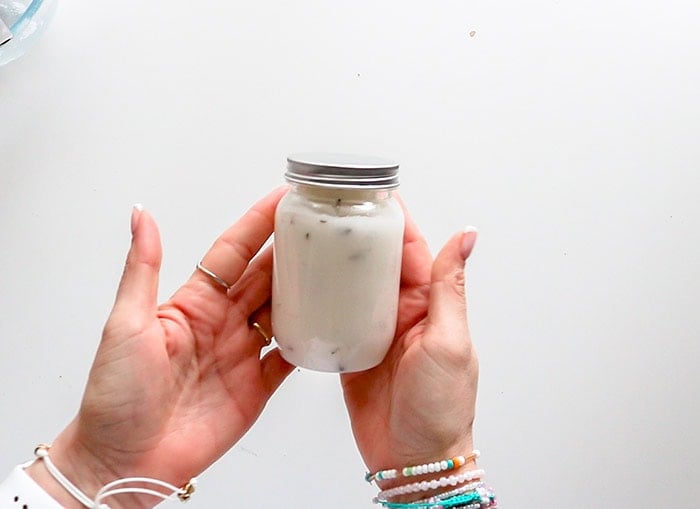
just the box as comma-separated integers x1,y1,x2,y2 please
1,1,699,507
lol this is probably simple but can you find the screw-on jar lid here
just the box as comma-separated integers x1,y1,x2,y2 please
286,153,399,189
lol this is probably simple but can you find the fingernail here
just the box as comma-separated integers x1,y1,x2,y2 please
131,203,143,234
460,226,479,260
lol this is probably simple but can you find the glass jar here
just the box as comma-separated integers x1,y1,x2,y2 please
272,153,404,373
0,0,59,66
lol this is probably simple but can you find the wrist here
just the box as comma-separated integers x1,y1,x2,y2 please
25,425,156,509
372,440,481,504
24,459,85,509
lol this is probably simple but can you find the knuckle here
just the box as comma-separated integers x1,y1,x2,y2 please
437,267,466,300
217,236,253,265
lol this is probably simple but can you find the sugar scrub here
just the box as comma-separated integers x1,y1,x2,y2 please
272,154,404,372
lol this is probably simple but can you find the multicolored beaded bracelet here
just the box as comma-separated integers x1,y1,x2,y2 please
366,450,481,483
373,469,485,501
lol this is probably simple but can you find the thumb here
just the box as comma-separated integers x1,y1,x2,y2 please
427,227,478,328
110,204,162,331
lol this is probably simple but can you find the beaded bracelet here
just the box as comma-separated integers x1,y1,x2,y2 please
411,481,485,505
366,451,480,483
425,486,497,509
376,491,483,508
373,469,485,501
376,486,497,509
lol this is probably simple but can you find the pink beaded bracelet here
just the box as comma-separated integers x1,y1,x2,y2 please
366,450,480,483
373,468,486,501
411,481,485,505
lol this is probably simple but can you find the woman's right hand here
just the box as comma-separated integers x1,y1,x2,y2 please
341,210,480,484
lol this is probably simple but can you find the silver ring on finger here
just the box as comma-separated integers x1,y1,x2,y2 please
196,261,232,291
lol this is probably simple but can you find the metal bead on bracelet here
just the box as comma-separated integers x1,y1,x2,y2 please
365,450,481,483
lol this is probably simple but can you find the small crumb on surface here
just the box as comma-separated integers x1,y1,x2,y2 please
469,30,477,37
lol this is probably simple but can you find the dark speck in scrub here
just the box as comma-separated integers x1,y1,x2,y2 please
305,232,310,239
320,219,327,223
341,227,353,235
331,347,340,355
336,198,342,208
349,251,366,261
289,215,295,225
338,364,346,372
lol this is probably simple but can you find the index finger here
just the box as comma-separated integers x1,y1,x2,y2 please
396,194,433,288
193,187,287,290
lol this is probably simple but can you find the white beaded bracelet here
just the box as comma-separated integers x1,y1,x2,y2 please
373,468,485,502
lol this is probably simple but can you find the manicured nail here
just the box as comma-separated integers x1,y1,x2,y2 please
460,226,479,260
131,203,143,234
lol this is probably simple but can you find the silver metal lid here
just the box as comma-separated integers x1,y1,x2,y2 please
286,153,399,189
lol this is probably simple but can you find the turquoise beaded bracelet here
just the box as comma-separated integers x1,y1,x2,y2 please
376,486,497,508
